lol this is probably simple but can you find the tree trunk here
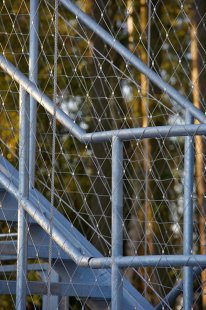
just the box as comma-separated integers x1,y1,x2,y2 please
191,1,206,308
126,0,154,299
87,0,125,252
139,0,153,256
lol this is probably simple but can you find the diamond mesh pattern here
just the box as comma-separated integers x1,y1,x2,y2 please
0,0,206,309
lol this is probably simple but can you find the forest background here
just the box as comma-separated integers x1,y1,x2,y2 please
0,0,206,309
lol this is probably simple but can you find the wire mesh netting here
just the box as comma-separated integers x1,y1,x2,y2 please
0,0,206,309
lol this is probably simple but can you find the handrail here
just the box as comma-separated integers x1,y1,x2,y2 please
1,3,202,308
1,54,206,143
0,166,90,267
83,124,206,142
59,0,206,124
0,156,155,310
0,55,85,141
0,5,204,303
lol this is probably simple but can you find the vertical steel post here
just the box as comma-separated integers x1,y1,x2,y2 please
183,110,194,309
112,136,123,310
29,0,39,186
16,86,30,310
41,269,59,310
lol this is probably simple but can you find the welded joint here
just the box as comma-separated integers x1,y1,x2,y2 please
3,169,206,271
59,0,206,125
1,54,206,145
20,196,92,267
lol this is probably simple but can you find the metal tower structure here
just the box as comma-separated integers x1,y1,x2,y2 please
0,1,206,309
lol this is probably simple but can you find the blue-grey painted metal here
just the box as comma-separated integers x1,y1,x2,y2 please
112,136,123,310
0,233,17,238
0,155,206,268
29,0,39,186
88,255,206,268
0,280,111,299
16,87,30,310
1,54,206,143
183,110,194,309
0,240,71,260
83,124,206,142
2,152,206,271
0,154,154,310
0,12,205,305
59,0,206,124
0,155,90,266
155,266,203,310
0,54,85,141
1,2,206,307
0,264,48,273
0,0,206,310
42,268,59,310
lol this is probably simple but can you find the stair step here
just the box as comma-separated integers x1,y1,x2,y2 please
0,154,154,310
0,189,34,223
0,280,111,298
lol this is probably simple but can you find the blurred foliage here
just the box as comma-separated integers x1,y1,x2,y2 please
0,0,203,309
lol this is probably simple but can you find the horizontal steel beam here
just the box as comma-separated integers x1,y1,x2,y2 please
59,0,206,124
0,264,48,273
0,233,17,238
0,170,91,267
0,240,71,260
0,145,154,310
83,123,206,142
1,54,206,144
0,256,17,261
1,167,206,270
89,255,206,268
0,280,111,298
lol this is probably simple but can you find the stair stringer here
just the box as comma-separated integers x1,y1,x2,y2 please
0,154,154,310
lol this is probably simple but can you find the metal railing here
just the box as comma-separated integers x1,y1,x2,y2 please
0,1,206,309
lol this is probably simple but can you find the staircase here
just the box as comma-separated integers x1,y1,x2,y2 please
1,1,206,309
0,154,154,309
